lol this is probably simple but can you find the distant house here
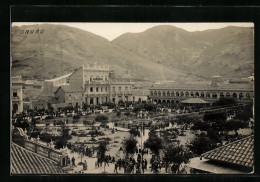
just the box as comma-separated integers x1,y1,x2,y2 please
187,135,254,174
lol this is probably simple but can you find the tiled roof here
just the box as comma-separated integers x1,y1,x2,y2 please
11,142,64,174
150,83,253,91
181,98,209,104
202,135,254,168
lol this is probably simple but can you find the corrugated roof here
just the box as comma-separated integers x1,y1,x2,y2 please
181,98,209,104
202,135,254,168
11,142,64,174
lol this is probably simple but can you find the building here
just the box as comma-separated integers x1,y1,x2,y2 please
149,81,254,105
11,76,23,114
187,135,254,174
132,89,149,102
47,64,134,107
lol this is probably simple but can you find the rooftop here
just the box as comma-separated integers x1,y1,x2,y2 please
45,73,72,82
11,142,64,174
202,135,254,168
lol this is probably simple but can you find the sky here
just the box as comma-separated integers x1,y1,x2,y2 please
12,22,254,41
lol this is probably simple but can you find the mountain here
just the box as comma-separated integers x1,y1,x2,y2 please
11,24,254,82
11,24,190,81
112,25,254,79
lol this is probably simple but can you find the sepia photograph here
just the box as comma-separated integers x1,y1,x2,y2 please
10,22,254,175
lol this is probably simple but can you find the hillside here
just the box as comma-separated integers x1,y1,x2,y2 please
11,24,254,82
11,24,190,81
112,25,254,79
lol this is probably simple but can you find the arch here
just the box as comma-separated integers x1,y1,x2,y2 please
246,93,250,99
154,99,157,103
167,91,170,97
220,92,224,98
176,100,180,104
171,100,175,104
212,92,217,98
195,92,199,97
13,104,18,112
162,100,166,103
154,91,157,96
167,100,171,104
176,92,180,97
190,92,194,97
171,91,175,96
158,91,161,97
150,91,154,96
239,93,244,99
180,91,184,97
226,92,230,97
201,92,205,98
232,93,237,99
158,99,162,103
206,92,210,98
185,92,189,97
163,91,166,97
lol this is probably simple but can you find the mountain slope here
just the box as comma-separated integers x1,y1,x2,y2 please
112,25,254,79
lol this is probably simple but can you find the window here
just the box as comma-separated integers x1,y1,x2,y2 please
101,87,103,92
96,87,99,92
68,95,71,101
90,97,94,104
119,87,121,91
125,87,128,91
90,87,93,92
105,76,107,81
113,87,116,92
13,89,17,97
112,98,115,103
105,87,108,92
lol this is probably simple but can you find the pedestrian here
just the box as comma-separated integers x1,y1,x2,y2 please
72,156,76,166
142,160,145,173
83,160,87,170
114,162,118,173
144,159,147,170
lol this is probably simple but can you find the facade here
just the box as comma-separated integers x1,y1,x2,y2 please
49,64,134,107
149,82,254,105
11,76,23,114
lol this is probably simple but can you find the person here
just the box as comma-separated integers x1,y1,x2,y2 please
83,160,87,170
114,162,118,173
142,160,145,173
118,158,122,170
72,156,76,166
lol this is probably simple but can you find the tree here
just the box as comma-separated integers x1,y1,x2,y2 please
97,141,108,173
129,128,140,137
203,111,227,122
133,104,143,113
144,128,163,156
123,136,138,158
225,119,247,136
163,144,191,173
187,136,217,156
212,97,237,107
144,103,157,112
95,115,108,122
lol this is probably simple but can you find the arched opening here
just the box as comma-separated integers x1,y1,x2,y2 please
171,91,175,96
239,93,244,99
185,92,189,97
158,99,162,103
226,92,230,97
162,100,166,104
13,104,18,113
176,100,180,104
154,91,157,96
220,92,224,98
212,92,217,98
154,99,157,103
206,92,210,98
233,93,237,99
181,92,184,97
163,91,166,97
190,92,194,97
158,91,161,97
167,100,171,104
167,91,170,97
195,92,199,97
171,100,175,104
176,92,180,97
201,92,205,98
150,91,153,96
246,93,250,99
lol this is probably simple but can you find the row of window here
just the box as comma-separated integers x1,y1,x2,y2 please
150,91,251,99
88,76,108,82
112,86,129,92
90,87,108,92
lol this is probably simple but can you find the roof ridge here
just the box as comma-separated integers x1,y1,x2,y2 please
11,142,60,164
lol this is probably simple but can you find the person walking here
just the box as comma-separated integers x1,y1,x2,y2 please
114,162,118,173
72,156,76,166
